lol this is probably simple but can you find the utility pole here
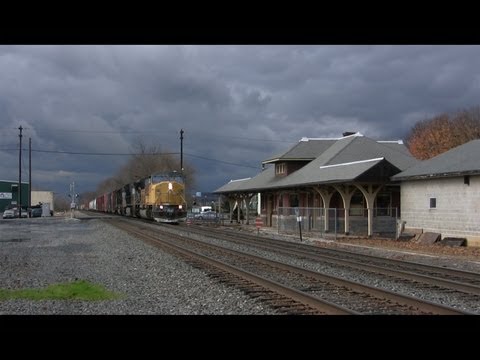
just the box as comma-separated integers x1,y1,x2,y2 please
69,181,77,218
18,126,23,218
180,129,184,172
29,137,31,210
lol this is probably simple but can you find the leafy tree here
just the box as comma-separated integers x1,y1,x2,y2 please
406,106,480,159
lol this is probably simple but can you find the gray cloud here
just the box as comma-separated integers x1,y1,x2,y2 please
1,45,480,196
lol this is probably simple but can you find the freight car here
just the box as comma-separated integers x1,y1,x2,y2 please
90,171,187,224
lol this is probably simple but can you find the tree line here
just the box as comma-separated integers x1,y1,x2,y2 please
406,105,480,160
80,139,195,207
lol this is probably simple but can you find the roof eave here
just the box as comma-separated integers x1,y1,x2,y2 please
262,157,314,165
215,178,359,194
393,170,480,181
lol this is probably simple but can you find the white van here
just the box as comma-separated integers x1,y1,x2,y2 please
191,206,212,214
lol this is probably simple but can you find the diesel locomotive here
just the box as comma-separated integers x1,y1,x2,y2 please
89,171,187,223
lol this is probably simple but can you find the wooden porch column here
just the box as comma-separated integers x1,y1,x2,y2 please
244,194,255,225
332,184,356,235
355,184,383,237
237,196,241,224
267,193,273,227
228,197,236,223
244,196,249,225
313,186,334,233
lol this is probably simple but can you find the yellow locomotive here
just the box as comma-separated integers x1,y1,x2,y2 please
138,172,187,223
91,172,187,223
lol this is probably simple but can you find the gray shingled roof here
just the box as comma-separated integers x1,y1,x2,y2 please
262,139,336,163
215,134,418,194
214,177,253,193
378,141,411,155
392,139,480,181
260,136,414,189
323,136,417,170
274,158,387,187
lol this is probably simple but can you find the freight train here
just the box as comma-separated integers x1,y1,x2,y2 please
88,171,187,223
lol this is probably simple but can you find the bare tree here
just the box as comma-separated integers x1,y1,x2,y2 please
91,137,196,200
96,177,121,196
54,194,71,211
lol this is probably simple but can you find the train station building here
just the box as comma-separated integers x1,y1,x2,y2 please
214,132,418,238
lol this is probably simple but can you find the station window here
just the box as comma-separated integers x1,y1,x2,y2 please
464,175,470,186
275,163,286,175
429,197,436,209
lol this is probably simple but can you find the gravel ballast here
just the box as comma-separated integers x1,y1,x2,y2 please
0,216,277,315
2,214,479,315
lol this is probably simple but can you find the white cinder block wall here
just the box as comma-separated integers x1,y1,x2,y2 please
400,175,480,246
31,191,54,212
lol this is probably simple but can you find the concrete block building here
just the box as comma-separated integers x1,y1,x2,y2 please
31,191,54,212
392,139,480,247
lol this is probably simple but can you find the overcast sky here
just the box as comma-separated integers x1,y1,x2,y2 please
1,45,480,198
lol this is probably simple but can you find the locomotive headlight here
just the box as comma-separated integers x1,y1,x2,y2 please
178,205,183,209
160,205,164,209
168,182,173,191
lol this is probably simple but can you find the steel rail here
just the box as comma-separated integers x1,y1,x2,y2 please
187,225,480,289
110,220,358,315
111,219,470,315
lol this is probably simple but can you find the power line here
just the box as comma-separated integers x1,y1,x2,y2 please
31,149,180,156
35,129,150,134
184,153,260,169
191,131,296,143
0,147,261,169
31,127,296,143
0,148,179,156
2,124,300,144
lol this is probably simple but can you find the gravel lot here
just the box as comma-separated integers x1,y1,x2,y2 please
0,215,277,315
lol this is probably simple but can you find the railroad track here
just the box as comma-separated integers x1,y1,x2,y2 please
105,218,471,315
107,219,355,315
178,225,480,297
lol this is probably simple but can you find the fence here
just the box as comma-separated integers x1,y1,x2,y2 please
276,207,398,239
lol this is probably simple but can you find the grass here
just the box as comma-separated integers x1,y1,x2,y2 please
0,280,121,301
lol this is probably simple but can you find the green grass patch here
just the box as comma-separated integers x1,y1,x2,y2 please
0,280,121,301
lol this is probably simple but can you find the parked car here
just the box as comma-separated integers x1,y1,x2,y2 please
2,208,16,219
2,207,27,219
194,210,219,220
19,208,28,218
30,207,43,217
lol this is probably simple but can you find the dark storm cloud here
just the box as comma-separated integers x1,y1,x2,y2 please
1,45,480,196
